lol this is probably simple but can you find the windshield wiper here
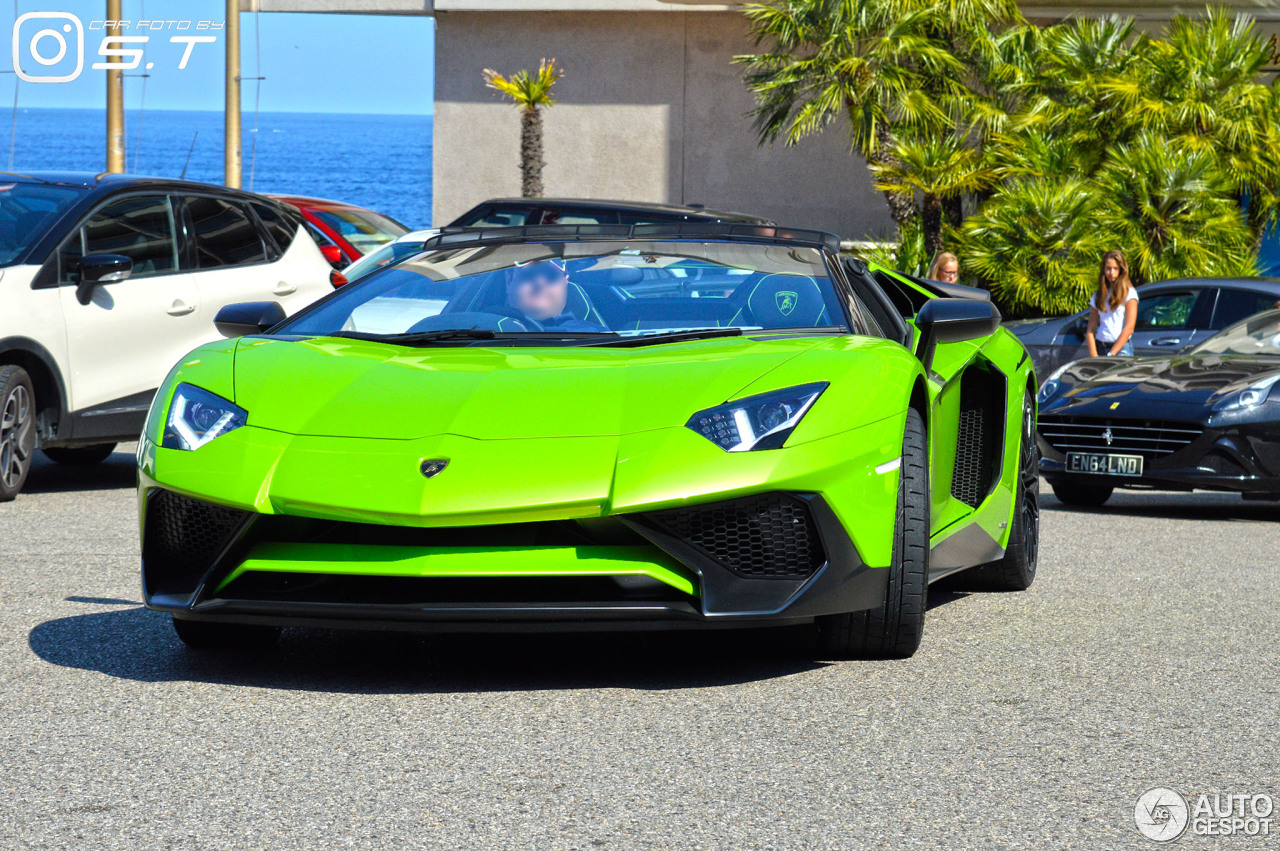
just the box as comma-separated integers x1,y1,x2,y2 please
588,328,744,347
749,325,848,337
325,329,623,346
329,328,499,343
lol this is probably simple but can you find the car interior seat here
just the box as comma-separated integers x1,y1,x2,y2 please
564,280,608,327
727,274,827,328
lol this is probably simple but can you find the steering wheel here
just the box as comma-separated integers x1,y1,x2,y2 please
491,306,546,332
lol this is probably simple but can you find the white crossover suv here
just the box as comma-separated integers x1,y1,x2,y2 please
0,171,335,499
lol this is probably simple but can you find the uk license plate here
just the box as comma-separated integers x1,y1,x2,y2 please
1066,452,1143,476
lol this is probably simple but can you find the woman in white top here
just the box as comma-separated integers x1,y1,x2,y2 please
1087,249,1138,357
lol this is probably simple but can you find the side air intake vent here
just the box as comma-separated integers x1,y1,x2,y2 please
951,364,1006,508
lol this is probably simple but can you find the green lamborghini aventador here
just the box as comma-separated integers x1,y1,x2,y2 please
138,223,1039,659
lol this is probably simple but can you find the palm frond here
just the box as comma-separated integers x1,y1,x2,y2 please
483,58,563,110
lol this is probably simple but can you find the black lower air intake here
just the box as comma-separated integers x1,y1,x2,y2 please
143,489,251,596
642,493,825,579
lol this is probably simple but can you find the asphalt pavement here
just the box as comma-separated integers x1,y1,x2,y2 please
1,446,1277,849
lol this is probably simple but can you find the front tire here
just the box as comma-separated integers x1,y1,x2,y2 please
0,365,36,502
172,617,281,650
816,408,928,660
954,391,1040,591
42,443,117,466
1051,479,1112,507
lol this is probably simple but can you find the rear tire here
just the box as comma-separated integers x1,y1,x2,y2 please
954,391,1039,591
0,365,36,502
816,408,928,660
172,617,281,650
42,443,116,466
1051,480,1112,507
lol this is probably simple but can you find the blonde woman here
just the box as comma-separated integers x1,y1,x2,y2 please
927,252,960,284
1087,250,1138,357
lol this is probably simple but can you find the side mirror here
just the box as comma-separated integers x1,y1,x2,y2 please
75,254,132,304
214,301,287,337
319,244,345,267
916,298,1002,372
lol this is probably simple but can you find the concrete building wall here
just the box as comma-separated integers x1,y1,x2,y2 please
432,11,893,237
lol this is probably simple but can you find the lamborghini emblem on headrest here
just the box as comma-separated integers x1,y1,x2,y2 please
776,291,798,316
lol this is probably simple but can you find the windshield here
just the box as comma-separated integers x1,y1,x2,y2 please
310,208,409,253
1191,308,1280,356
0,182,86,265
342,238,427,283
278,239,849,345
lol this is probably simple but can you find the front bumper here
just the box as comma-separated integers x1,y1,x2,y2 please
1037,410,1280,495
139,419,903,631
142,488,888,631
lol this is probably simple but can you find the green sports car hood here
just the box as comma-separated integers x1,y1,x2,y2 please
229,335,834,440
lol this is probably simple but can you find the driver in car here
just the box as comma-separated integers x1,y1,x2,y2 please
505,259,605,331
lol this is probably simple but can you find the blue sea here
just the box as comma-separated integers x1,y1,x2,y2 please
5,107,433,228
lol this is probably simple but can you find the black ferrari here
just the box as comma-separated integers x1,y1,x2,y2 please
1037,309,1280,505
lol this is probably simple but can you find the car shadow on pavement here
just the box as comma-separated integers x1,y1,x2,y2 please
20,450,136,494
1041,491,1280,522
30,602,853,694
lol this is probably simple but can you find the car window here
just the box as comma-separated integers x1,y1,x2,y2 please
616,211,684,226
251,202,300,255
279,240,849,341
339,277,459,335
1134,292,1196,331
55,229,84,283
309,208,407,253
1192,308,1280,355
186,196,268,268
459,207,531,228
539,208,618,226
62,194,179,282
303,219,336,246
611,265,753,299
343,239,427,283
1211,288,1280,330
0,182,87,267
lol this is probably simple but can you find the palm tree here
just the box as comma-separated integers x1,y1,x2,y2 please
1020,16,1146,176
483,59,563,198
736,0,963,227
857,216,931,276
946,21,1044,218
1103,9,1280,248
870,132,995,255
982,130,1090,184
959,178,1110,314
1094,134,1256,283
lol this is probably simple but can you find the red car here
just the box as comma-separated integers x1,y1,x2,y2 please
269,195,410,269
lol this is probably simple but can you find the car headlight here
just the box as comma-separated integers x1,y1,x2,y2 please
1212,374,1280,412
1036,362,1073,404
162,384,247,451
687,383,827,451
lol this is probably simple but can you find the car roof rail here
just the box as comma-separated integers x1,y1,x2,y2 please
420,223,842,253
